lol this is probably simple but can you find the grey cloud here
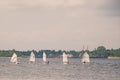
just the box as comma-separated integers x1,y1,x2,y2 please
97,0,120,16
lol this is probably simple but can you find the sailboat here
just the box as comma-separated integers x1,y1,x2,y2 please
62,52,69,64
43,52,49,64
81,52,90,64
10,53,19,64
29,52,35,63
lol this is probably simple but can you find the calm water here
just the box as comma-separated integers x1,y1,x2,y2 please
0,58,120,80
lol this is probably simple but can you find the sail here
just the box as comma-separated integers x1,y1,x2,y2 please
29,52,35,62
81,52,90,63
10,53,18,63
62,52,68,63
43,52,47,62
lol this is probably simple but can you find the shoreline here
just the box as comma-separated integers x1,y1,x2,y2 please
108,56,120,59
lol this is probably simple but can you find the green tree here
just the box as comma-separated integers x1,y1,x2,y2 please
96,46,107,57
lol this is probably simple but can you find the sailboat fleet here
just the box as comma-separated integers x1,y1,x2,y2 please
10,49,90,64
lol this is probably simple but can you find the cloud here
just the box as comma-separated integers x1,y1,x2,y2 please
99,0,120,16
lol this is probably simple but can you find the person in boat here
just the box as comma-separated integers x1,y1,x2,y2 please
44,61,50,64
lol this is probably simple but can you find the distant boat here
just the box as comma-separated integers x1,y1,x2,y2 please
43,52,49,64
81,52,90,64
29,52,35,63
62,52,69,64
10,53,19,64
108,56,120,59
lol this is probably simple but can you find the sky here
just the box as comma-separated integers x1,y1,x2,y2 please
0,0,120,51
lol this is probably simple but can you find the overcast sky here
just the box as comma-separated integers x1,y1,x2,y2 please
0,0,120,51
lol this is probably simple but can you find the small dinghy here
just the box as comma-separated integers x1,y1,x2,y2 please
62,52,69,64
29,52,35,63
43,52,49,64
10,53,19,64
81,52,90,64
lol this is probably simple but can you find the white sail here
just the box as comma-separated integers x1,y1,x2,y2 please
43,52,47,62
81,52,90,63
10,53,18,63
29,52,35,62
62,52,69,64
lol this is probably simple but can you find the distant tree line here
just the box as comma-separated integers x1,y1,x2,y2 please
0,46,120,58
89,46,120,58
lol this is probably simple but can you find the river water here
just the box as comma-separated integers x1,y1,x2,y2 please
0,58,120,80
